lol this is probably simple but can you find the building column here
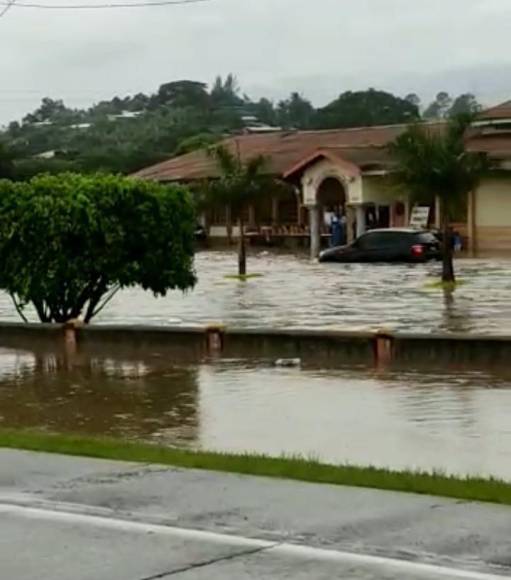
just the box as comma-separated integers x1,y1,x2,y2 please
356,205,366,237
225,205,233,242
248,205,256,228
346,206,356,243
296,188,305,227
467,189,477,255
435,196,441,229
271,197,280,226
404,199,411,227
309,205,321,259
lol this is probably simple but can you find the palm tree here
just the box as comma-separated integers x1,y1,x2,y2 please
202,144,274,277
389,115,489,283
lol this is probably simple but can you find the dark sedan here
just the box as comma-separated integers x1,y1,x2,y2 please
319,228,442,263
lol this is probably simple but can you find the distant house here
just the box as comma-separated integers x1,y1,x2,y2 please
33,150,60,159
30,120,53,127
135,101,511,254
107,111,143,122
241,115,282,134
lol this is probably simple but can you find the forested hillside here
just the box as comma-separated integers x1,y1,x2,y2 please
0,75,482,179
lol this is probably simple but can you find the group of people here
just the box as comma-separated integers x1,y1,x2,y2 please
323,208,347,247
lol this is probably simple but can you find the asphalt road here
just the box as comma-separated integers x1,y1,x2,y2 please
2,449,511,579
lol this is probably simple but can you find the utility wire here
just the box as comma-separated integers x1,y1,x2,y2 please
0,0,16,18
0,0,211,8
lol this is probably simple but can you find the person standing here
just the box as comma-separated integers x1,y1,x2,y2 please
323,207,334,232
330,211,345,247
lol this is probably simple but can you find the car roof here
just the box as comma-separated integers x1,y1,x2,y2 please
363,228,431,234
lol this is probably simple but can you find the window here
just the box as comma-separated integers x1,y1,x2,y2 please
416,232,438,244
358,231,409,249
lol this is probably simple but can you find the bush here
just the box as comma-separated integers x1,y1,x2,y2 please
0,173,196,323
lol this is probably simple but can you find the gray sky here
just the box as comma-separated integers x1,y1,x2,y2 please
1,0,511,124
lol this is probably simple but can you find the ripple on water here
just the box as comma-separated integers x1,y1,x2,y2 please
0,251,510,333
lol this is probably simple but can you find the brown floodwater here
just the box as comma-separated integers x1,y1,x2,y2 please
0,251,510,333
2,347,511,480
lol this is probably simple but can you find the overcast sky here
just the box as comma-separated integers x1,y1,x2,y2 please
1,0,511,124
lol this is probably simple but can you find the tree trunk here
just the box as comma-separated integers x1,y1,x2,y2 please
238,216,246,276
441,213,455,284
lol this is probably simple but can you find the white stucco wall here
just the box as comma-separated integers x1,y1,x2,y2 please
301,159,362,206
475,177,511,227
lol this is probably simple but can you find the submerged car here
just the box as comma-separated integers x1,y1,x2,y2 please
319,228,442,263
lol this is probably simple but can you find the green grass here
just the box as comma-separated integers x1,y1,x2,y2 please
424,279,467,291
224,273,264,281
2,429,511,506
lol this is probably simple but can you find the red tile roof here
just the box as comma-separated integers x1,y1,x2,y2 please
478,100,511,120
134,115,511,183
133,124,411,182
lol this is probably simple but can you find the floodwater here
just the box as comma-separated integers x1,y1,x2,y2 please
2,347,511,480
0,251,510,333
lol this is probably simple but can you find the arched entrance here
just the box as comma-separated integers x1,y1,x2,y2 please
316,177,347,231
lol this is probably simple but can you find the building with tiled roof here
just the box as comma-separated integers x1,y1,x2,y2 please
136,102,511,254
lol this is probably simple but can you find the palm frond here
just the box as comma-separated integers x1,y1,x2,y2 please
245,154,268,180
389,118,489,216
207,144,239,176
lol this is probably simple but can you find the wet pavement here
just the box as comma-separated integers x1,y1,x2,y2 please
2,348,511,479
1,449,510,579
0,251,510,334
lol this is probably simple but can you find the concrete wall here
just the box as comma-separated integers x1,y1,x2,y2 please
0,323,509,371
475,176,511,251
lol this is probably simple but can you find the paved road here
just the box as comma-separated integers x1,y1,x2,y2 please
2,449,511,579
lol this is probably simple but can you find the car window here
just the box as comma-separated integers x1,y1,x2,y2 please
358,232,407,249
415,232,438,244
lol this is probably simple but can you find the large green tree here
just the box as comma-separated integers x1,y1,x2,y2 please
277,92,315,129
423,91,453,120
389,116,489,283
449,93,482,117
154,80,210,109
0,173,196,323
314,89,419,129
210,74,244,108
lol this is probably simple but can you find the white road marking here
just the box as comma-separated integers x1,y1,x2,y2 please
0,502,507,580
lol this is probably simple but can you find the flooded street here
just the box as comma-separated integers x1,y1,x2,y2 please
2,347,511,480
0,251,510,333
0,250,510,479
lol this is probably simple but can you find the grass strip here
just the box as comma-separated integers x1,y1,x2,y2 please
1,429,510,505
224,273,264,281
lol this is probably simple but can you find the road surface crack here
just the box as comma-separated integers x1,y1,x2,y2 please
138,544,278,579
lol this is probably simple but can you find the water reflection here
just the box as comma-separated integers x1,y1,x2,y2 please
1,347,511,479
438,288,473,334
0,348,199,443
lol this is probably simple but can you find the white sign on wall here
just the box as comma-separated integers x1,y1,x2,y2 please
409,205,430,229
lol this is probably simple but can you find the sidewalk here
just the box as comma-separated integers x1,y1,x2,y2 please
1,448,511,579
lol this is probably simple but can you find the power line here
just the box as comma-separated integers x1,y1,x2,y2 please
0,0,16,19
0,0,211,8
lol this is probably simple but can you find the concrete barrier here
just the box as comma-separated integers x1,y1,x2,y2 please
0,322,509,369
